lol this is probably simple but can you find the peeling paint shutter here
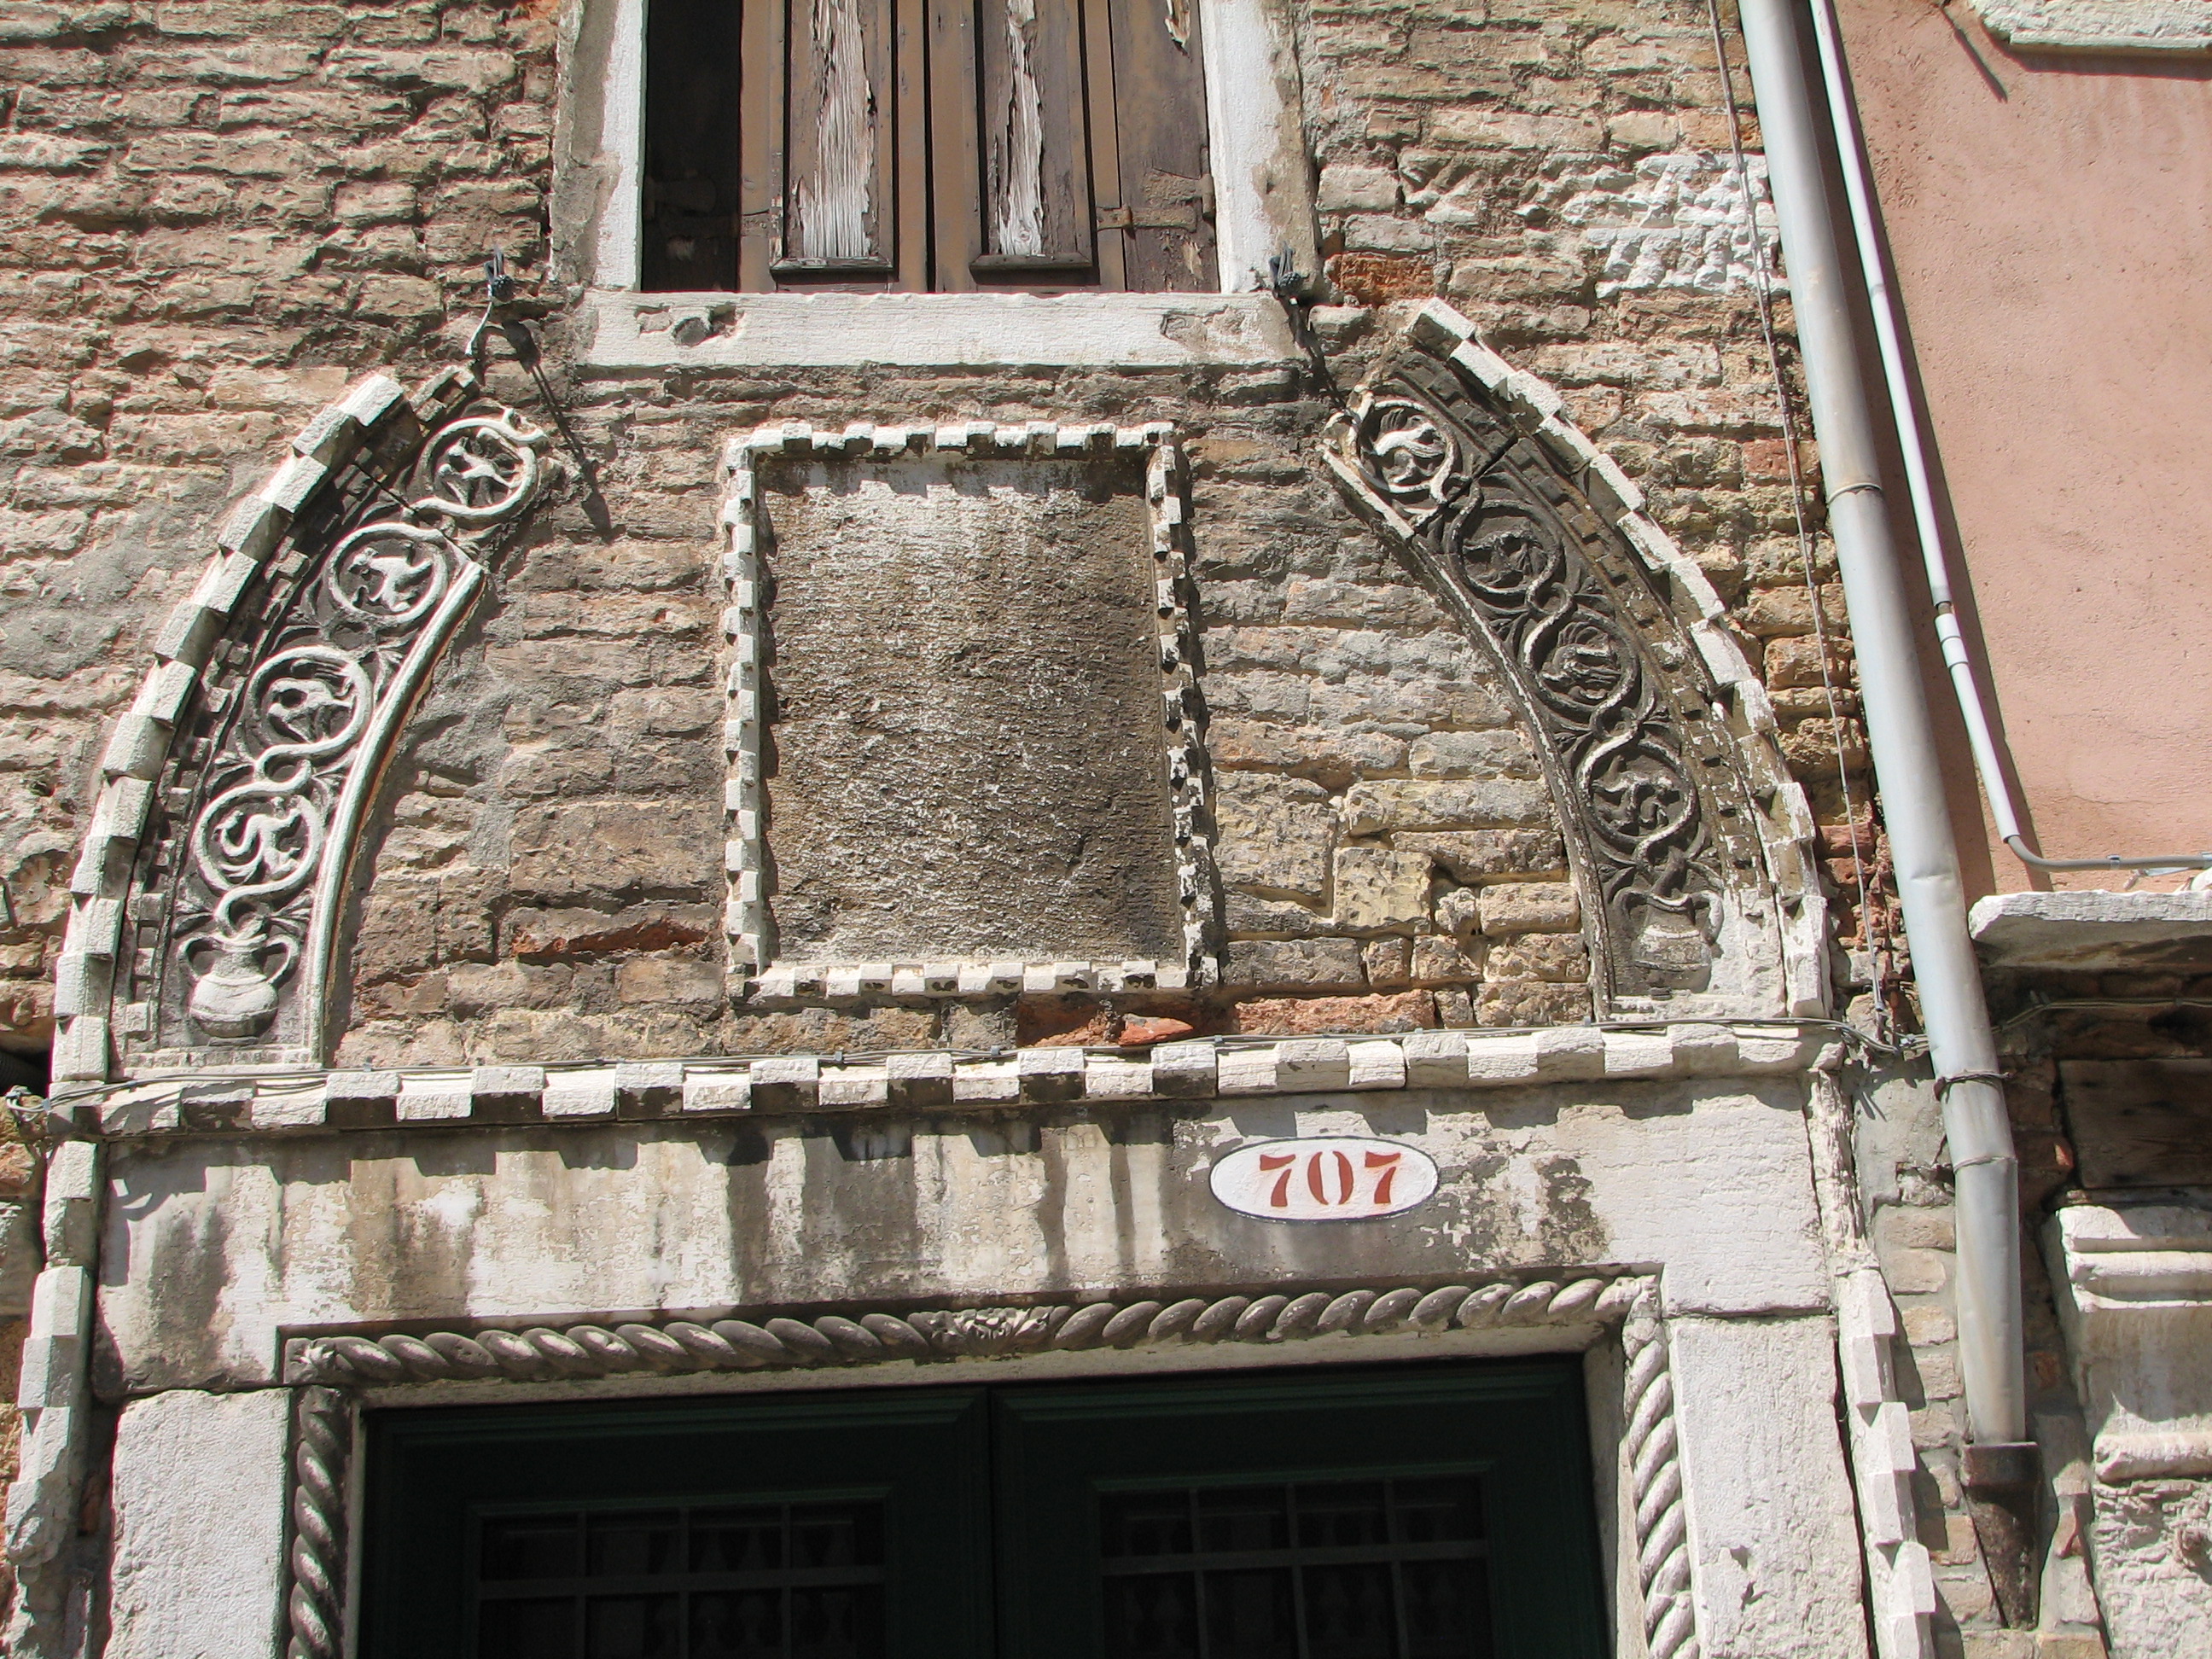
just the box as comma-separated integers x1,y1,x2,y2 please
643,0,1215,294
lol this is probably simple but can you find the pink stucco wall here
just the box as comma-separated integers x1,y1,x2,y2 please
1836,0,2212,893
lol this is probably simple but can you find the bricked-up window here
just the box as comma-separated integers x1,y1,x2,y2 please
643,0,1216,293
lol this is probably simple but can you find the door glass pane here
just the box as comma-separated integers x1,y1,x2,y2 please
473,1501,887,1659
1097,1476,1493,1659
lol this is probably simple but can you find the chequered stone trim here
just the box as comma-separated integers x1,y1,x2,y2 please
68,1021,1827,1138
717,418,1217,992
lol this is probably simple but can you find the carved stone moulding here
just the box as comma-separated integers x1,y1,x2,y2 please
49,365,555,1087
67,1020,1831,1138
2048,1199,2212,1480
719,418,1219,998
1322,302,1825,1024
271,1271,1700,1659
282,1272,1650,1387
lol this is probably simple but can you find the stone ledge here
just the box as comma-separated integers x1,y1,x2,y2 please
1969,889,2212,972
1970,0,2212,52
577,288,1300,370
65,1022,1828,1139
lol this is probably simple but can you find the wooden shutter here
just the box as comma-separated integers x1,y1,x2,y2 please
642,0,1214,294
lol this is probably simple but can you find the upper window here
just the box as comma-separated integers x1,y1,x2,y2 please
643,0,1215,294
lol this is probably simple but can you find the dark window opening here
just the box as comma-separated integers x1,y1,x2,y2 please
643,0,1217,294
0,1046,48,1098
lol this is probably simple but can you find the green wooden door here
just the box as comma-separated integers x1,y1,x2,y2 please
360,1387,995,1659
358,1359,1604,1659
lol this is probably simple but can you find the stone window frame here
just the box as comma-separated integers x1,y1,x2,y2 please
553,0,1318,369
718,417,1218,998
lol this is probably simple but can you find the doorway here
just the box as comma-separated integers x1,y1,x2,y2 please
358,1358,1607,1658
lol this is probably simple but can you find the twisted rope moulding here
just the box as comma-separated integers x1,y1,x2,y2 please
287,1273,1650,1386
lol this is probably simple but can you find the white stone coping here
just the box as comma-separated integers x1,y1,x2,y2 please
2048,1201,2212,1481
1968,888,2212,969
1970,0,2212,52
574,289,1301,370
64,1022,1831,1139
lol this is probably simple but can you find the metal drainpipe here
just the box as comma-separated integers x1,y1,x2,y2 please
1733,0,2039,1615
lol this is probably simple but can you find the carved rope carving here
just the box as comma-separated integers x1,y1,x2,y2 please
283,1385,353,1659
140,405,548,1062
280,1274,1701,1659
1324,312,1779,1010
287,1273,1646,1384
1623,1289,1699,1659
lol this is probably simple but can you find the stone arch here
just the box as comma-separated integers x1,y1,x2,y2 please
1324,301,1825,1020
48,366,552,1086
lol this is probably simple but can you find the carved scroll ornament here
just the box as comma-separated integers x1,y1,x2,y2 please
141,402,548,1063
1324,306,1802,1012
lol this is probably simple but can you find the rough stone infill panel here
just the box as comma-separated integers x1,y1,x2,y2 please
760,456,1179,963
721,422,1214,990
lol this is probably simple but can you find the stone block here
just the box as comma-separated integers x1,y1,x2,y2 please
470,1065,545,1121
1225,891,1330,936
614,1062,684,1116
1408,934,1484,983
1405,730,1540,778
1332,847,1433,931
1477,882,1581,934
1017,1047,1086,1103
1341,778,1552,835
108,1389,290,1659
323,1070,401,1128
748,1057,820,1111
1362,937,1411,987
1434,888,1482,940
1224,938,1365,990
1318,164,1399,212
1217,1046,1280,1094
1229,992,1437,1035
509,800,719,902
1474,981,1589,1025
1214,772,1336,899
1275,1039,1351,1091
678,1072,750,1115
886,1051,954,1108
1400,1029,1470,1086
1150,1042,1218,1097
41,1141,99,1268
615,955,724,1005
1484,932,1589,981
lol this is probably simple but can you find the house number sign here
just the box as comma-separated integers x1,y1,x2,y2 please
1209,1137,1441,1222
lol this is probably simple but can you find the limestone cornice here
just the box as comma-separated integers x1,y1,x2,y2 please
59,1019,1831,1139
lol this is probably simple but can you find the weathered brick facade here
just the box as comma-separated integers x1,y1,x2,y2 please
12,4,2084,1658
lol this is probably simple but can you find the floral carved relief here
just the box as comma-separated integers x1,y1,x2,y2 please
136,404,549,1064
1325,321,1784,1008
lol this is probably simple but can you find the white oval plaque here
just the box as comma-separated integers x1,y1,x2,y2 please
1208,1136,1440,1222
